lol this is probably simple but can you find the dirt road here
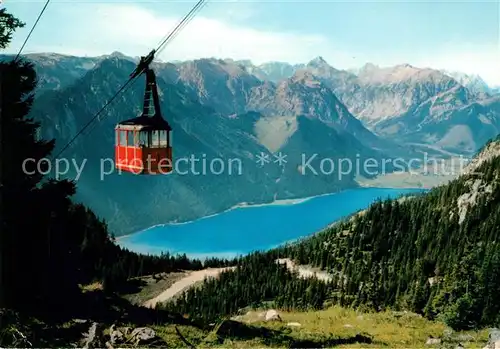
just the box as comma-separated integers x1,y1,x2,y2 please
276,258,333,282
143,267,235,308
142,258,333,308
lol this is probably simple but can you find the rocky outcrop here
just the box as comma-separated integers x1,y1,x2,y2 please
425,336,441,345
455,179,493,224
464,138,500,175
450,138,500,223
264,309,281,321
79,323,167,348
483,328,500,349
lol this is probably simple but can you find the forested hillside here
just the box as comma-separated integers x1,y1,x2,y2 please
166,138,500,330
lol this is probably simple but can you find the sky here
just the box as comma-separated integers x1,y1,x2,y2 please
3,0,500,86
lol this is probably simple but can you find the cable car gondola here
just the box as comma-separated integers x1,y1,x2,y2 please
115,52,173,175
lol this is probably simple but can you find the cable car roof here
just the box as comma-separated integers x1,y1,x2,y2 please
116,115,172,131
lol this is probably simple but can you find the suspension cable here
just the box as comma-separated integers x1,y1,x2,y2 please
155,0,206,55
14,0,51,61
84,0,206,137
52,77,140,160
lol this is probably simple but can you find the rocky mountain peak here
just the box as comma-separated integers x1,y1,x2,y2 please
254,62,300,82
357,62,455,86
109,51,127,58
99,51,138,64
358,62,379,74
307,56,329,68
442,70,493,97
289,69,320,84
180,58,250,79
233,59,254,67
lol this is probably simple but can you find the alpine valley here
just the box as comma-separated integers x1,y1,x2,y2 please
4,52,499,236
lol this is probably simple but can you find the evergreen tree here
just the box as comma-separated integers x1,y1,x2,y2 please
1,9,81,310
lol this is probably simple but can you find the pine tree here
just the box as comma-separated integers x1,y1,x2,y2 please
0,9,25,49
1,10,81,311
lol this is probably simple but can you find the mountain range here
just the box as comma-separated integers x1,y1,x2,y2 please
22,52,500,155
237,57,500,154
3,51,499,235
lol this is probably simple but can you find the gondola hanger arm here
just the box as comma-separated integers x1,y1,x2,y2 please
130,49,156,79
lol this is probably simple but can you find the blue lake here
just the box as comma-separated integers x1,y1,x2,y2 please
117,187,426,259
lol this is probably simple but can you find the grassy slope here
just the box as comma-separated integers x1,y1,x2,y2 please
109,264,491,348
1,283,489,348
152,306,489,349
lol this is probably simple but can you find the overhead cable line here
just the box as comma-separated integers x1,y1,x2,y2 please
14,0,51,61
83,0,207,138
155,0,206,55
52,77,139,160
52,0,207,160
80,0,207,142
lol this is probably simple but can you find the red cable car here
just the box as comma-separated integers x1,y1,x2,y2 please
115,53,173,175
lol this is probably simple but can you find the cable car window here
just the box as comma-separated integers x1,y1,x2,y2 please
159,130,167,148
168,130,172,147
133,131,140,146
120,131,127,146
151,131,159,147
127,131,134,146
139,131,149,147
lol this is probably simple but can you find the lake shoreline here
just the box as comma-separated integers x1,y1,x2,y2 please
115,190,347,241
117,186,404,242
116,187,426,258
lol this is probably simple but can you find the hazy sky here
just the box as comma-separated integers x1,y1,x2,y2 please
3,0,500,85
